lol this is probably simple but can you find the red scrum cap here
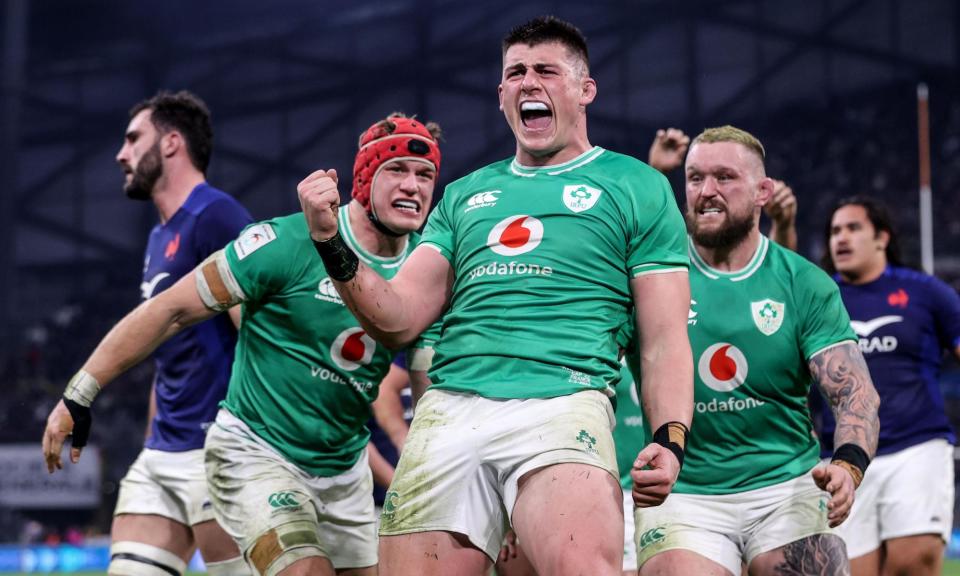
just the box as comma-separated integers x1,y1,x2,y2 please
352,115,441,212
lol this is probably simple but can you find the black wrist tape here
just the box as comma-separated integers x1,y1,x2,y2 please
653,421,689,469
63,397,92,449
312,232,359,282
831,443,870,488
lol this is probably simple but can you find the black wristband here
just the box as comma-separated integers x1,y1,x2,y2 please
62,397,92,449
312,232,359,282
653,421,689,469
832,443,870,474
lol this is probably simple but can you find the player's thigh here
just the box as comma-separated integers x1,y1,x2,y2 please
747,534,848,576
275,556,335,576
640,550,733,576
512,462,622,576
849,549,880,576
882,534,943,576
380,531,491,576
191,519,242,563
634,492,742,576
111,513,194,561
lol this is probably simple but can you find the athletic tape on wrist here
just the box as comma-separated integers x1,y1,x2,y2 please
64,369,101,407
312,232,359,282
831,443,870,489
653,421,689,469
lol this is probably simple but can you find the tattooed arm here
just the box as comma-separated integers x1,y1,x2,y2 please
808,341,880,526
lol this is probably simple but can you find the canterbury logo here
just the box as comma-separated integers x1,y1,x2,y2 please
315,277,344,304
267,492,301,509
465,190,500,212
850,316,902,337
638,527,666,549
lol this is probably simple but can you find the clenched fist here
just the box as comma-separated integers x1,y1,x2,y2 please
298,169,342,241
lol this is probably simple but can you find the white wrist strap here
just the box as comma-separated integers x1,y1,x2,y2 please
64,369,101,407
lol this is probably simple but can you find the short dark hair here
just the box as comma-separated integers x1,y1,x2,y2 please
130,90,213,173
822,196,903,272
502,16,589,71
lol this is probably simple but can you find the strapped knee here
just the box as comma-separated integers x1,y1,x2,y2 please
205,555,252,576
109,541,187,576
249,520,326,576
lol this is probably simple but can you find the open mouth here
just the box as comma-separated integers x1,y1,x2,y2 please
520,101,553,131
834,247,853,258
697,205,725,217
392,199,421,215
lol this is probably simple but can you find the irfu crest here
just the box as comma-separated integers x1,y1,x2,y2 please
562,184,602,213
751,299,785,336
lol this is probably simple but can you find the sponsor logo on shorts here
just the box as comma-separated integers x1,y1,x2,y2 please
575,429,598,454
638,527,666,549
268,491,301,510
562,184,602,213
751,299,785,336
315,277,344,304
465,190,501,212
382,490,400,519
331,327,376,371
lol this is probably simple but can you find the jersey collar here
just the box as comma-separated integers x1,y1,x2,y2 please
509,147,605,178
688,235,769,282
339,203,410,269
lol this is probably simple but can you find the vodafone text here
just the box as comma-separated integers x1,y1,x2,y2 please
310,365,374,395
467,260,554,280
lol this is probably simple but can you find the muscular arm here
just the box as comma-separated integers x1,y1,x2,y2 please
367,442,395,490
372,364,410,452
809,341,880,456
83,272,219,386
43,269,223,472
333,245,454,349
632,271,694,430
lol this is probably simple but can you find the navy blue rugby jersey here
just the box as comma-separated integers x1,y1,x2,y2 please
141,183,252,451
814,266,960,456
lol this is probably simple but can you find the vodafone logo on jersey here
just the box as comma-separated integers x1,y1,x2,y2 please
698,343,748,392
331,327,376,371
487,215,543,256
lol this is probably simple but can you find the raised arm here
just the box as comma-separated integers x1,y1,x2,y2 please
764,179,798,252
629,270,694,507
808,341,880,526
298,169,453,348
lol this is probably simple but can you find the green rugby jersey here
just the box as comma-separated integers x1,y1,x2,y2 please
674,235,856,494
221,205,416,476
420,147,688,399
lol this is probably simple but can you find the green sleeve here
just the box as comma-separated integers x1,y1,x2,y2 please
625,170,689,276
420,188,456,264
797,264,857,359
223,220,297,302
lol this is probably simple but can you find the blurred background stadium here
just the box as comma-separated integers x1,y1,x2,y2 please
1,0,959,571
